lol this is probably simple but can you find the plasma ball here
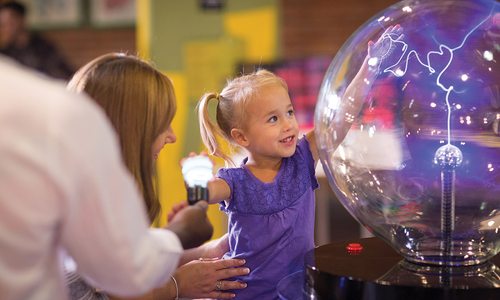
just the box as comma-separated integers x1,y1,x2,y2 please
315,0,499,267
433,144,463,168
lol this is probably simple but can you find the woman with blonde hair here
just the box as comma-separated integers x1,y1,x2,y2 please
67,53,248,300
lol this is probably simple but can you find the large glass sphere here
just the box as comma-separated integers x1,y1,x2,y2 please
315,0,499,267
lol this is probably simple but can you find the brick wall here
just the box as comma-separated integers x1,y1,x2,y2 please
280,0,399,59
42,28,135,72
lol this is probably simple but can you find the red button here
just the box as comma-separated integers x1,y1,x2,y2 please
346,243,363,252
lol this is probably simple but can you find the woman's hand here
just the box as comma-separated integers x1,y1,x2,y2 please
109,256,248,300
175,258,249,299
167,201,189,223
165,201,213,249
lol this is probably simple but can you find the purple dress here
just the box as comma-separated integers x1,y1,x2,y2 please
217,138,318,299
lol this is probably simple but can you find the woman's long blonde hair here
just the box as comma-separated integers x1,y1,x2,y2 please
198,69,287,166
67,53,176,222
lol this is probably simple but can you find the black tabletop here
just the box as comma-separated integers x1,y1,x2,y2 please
278,237,500,300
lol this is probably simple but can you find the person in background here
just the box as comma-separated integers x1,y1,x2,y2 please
0,54,212,300
0,1,74,80
66,52,249,300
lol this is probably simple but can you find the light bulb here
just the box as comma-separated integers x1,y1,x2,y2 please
181,155,213,204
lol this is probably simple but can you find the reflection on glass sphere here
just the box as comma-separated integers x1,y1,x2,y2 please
315,0,499,266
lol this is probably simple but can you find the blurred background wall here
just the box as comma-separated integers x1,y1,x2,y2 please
2,0,399,244
2,0,399,75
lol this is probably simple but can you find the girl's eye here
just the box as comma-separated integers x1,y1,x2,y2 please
268,116,278,123
287,109,294,116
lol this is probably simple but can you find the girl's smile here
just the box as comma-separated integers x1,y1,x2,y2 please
279,135,296,147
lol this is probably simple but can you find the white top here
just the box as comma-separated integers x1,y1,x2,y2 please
0,58,183,300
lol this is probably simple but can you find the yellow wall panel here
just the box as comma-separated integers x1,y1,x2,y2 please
185,37,244,99
224,7,278,61
136,0,150,59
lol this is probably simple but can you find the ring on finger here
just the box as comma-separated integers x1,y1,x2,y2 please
199,257,214,261
215,280,223,291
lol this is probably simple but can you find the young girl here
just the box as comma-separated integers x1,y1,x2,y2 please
196,69,319,299
188,24,403,298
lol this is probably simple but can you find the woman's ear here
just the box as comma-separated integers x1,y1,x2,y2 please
230,128,250,147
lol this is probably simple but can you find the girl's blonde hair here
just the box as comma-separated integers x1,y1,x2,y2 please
67,53,177,222
198,69,287,165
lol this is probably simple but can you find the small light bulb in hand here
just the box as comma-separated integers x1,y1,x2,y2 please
181,155,213,205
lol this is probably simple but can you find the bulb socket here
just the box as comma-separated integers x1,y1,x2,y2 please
187,185,209,205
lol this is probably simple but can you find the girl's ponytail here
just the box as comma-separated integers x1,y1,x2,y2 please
198,93,234,165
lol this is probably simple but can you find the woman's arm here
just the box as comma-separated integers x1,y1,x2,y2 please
108,257,249,300
172,258,248,299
